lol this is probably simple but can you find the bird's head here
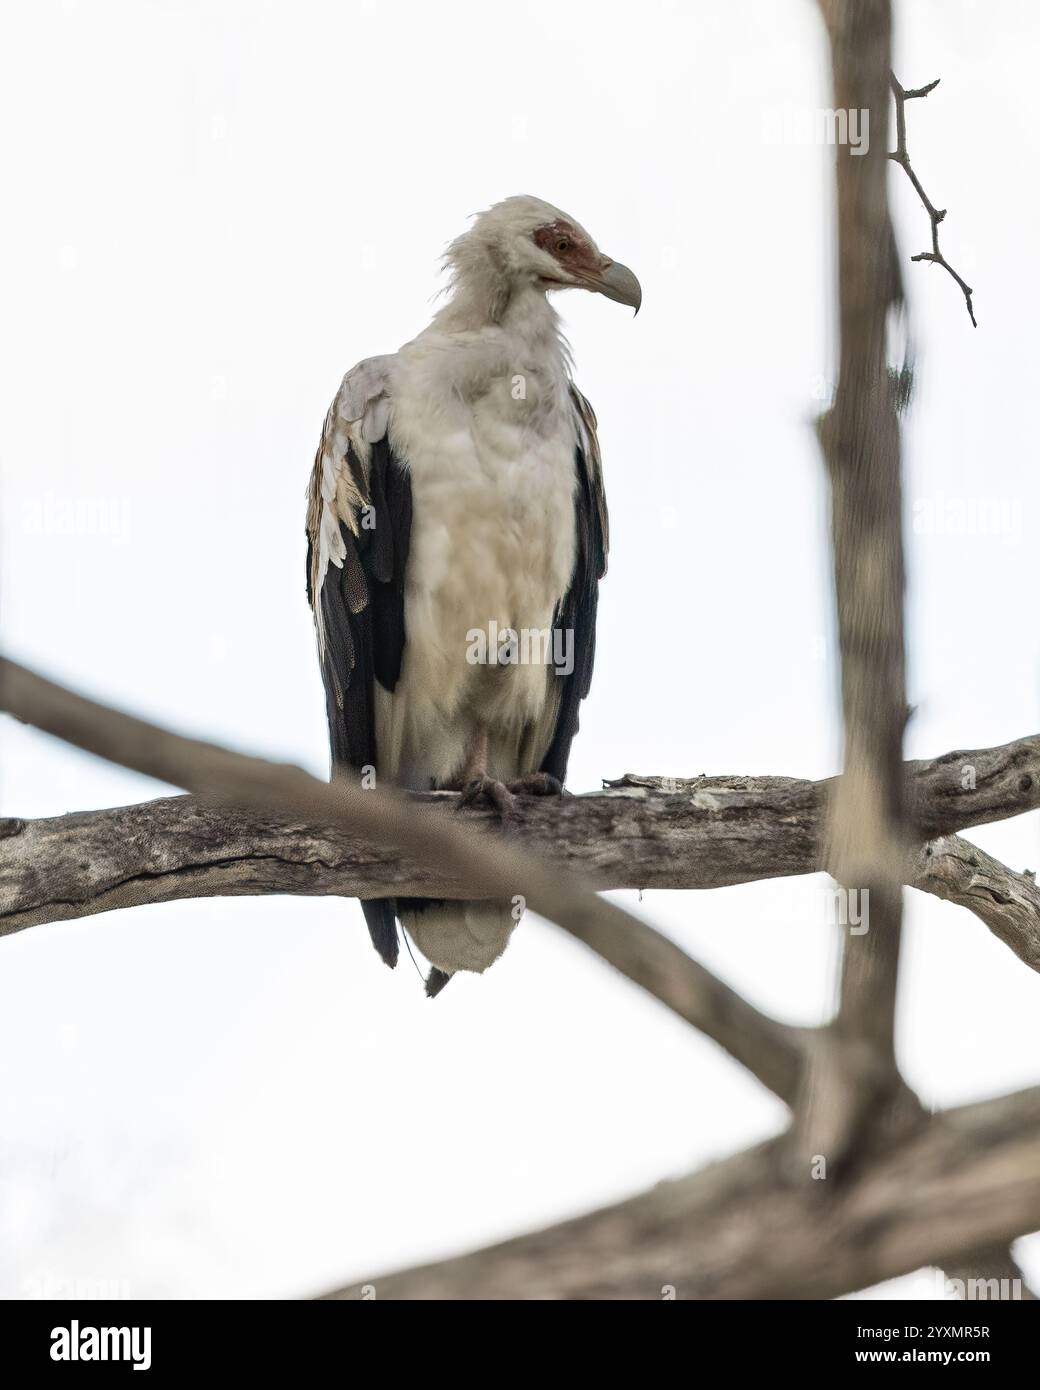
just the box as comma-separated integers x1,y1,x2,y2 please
445,195,642,319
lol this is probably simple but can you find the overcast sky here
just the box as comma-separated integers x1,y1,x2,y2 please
1,0,1037,1299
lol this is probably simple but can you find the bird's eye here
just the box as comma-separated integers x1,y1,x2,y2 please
554,237,573,254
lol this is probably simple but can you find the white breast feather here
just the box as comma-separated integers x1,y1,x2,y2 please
386,316,578,788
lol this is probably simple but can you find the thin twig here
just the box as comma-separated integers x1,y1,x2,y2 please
889,72,977,325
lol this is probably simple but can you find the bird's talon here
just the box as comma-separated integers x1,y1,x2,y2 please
456,776,521,825
507,772,564,797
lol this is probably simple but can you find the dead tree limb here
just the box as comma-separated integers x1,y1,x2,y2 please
2,780,1038,975
321,1085,1040,1300
913,836,1040,973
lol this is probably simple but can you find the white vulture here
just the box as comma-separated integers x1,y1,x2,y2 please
306,196,640,995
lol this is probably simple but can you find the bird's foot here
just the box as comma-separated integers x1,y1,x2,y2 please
506,772,564,797
456,775,520,826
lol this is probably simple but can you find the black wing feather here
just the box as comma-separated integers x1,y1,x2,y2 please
307,432,412,968
540,387,608,784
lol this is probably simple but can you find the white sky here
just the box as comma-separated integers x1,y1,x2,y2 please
0,0,1037,1299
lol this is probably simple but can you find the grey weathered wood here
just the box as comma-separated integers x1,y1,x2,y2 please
813,3,906,1177
322,1084,1040,1300
913,835,1040,973
2,735,1037,938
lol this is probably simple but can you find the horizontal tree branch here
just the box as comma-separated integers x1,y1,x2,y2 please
607,734,1040,841
3,738,1037,968
322,1084,1040,1299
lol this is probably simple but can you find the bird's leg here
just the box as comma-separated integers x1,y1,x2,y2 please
506,772,564,797
459,724,490,785
452,725,520,825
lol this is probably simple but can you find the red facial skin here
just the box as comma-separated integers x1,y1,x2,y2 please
533,221,609,286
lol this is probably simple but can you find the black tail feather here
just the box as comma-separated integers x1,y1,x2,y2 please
363,898,452,997
425,967,452,998
362,900,399,968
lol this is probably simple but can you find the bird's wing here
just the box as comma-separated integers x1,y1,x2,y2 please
306,355,411,966
539,384,609,784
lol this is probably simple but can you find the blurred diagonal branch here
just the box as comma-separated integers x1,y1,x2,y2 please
0,656,805,1102
321,1085,1040,1300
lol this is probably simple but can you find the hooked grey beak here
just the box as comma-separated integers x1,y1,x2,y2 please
592,259,642,314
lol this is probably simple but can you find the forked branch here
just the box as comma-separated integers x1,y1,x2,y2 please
890,72,977,325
